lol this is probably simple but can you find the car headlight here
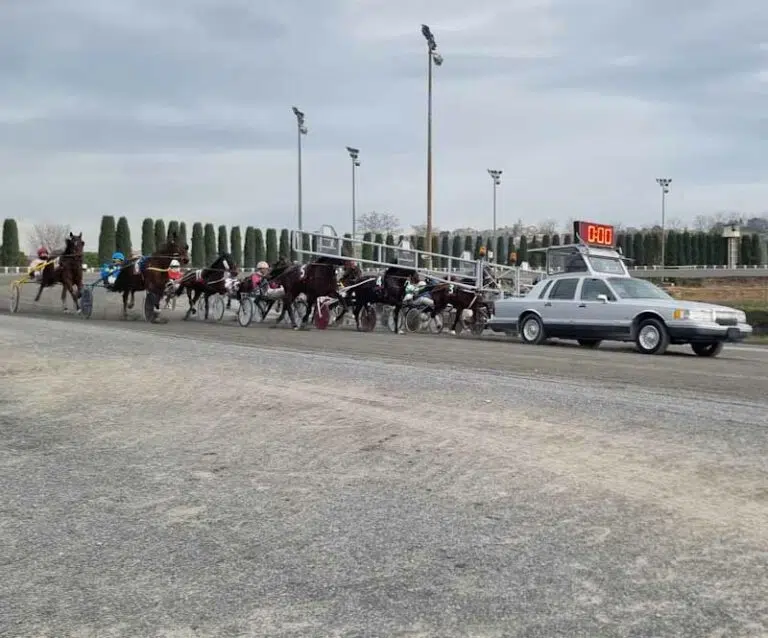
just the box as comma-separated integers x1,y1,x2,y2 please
673,308,714,321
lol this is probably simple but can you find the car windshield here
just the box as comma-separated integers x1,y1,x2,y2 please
587,256,626,274
608,277,673,300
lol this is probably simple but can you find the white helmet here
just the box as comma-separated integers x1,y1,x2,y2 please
256,261,269,270
169,259,180,268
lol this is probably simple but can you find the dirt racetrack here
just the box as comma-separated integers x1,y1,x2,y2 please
2,276,768,637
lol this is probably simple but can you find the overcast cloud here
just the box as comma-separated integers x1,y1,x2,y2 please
0,0,766,243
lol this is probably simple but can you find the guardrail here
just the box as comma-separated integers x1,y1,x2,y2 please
631,264,768,271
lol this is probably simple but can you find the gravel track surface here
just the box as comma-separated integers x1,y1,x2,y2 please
2,288,768,637
3,273,768,402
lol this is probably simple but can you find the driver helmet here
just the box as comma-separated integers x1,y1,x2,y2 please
256,261,269,273
169,259,181,269
112,251,125,264
37,246,49,259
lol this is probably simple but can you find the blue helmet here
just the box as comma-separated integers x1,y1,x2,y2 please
112,252,125,261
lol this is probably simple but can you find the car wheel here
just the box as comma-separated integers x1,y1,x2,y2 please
691,341,724,358
635,317,670,355
577,339,601,349
519,313,545,345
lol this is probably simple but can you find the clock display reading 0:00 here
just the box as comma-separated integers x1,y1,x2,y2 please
575,221,614,247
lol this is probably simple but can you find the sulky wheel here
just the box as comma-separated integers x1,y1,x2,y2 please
405,307,424,333
196,295,208,320
144,291,158,323
9,282,21,314
470,307,488,336
359,304,377,332
237,297,254,327
210,295,225,322
80,287,94,319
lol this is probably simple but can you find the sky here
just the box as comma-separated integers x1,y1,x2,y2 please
0,0,766,246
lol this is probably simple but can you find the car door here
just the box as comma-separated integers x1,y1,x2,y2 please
573,277,627,338
541,277,580,337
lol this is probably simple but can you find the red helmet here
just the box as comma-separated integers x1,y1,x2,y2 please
37,247,49,258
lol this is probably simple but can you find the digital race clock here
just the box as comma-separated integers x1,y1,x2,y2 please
573,220,615,247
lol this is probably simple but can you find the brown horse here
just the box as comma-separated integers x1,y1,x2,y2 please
34,232,85,312
270,261,339,329
112,234,189,321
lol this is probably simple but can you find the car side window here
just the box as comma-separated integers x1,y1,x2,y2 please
538,280,554,299
580,278,615,301
548,278,579,300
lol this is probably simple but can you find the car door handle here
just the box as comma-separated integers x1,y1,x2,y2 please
578,303,586,308
544,302,552,307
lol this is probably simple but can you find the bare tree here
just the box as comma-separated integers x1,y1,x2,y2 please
411,223,440,236
693,214,713,231
28,223,72,253
538,219,558,235
357,211,402,235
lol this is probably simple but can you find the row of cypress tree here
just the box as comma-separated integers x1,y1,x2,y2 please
94,215,765,269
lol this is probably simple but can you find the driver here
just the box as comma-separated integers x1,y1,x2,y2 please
250,261,271,294
100,252,125,288
28,247,50,280
403,273,431,305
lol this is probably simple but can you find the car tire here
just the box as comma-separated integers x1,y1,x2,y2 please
577,339,601,349
691,341,724,358
635,317,670,355
519,313,546,345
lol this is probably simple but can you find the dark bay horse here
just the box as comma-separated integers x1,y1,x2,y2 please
336,265,415,332
270,261,339,329
429,283,491,334
175,252,238,320
34,232,85,312
112,234,190,320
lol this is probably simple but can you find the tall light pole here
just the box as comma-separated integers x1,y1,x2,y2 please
487,169,502,262
421,24,443,266
346,146,360,240
292,106,308,231
656,178,671,268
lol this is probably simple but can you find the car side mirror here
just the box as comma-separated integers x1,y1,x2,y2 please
597,294,609,303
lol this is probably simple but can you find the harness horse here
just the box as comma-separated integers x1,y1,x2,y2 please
175,253,238,321
111,234,190,322
9,232,86,314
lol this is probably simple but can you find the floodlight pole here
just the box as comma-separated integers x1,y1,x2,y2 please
422,24,442,267
656,178,671,268
488,169,502,262
292,106,308,231
346,147,360,241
